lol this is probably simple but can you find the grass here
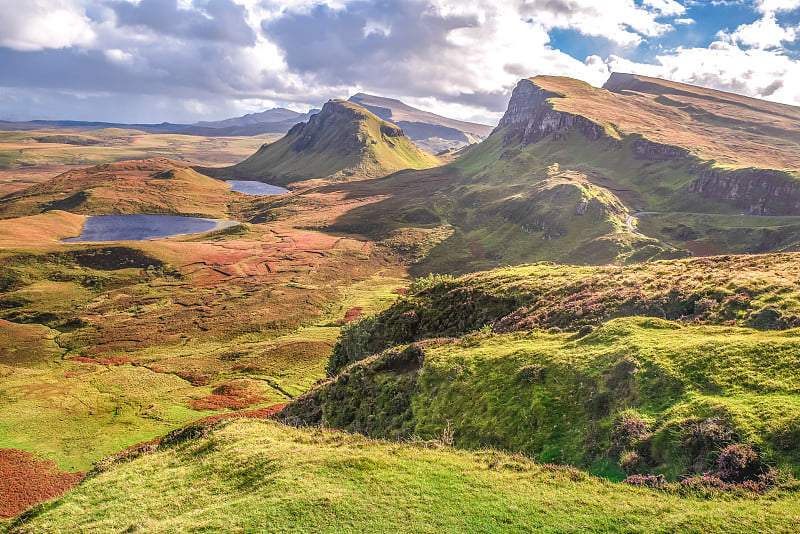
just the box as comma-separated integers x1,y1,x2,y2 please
4,418,800,533
284,254,800,485
225,100,439,186
0,227,406,471
330,253,800,372
635,213,800,255
287,318,800,480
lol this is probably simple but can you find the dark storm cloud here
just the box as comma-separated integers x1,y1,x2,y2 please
110,0,256,46
0,42,282,99
262,1,477,87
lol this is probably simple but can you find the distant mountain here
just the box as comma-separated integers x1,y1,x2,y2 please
217,99,440,186
0,120,189,133
325,73,800,273
178,109,320,137
348,93,493,153
0,109,320,138
194,108,304,128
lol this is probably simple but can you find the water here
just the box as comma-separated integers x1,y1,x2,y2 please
63,214,236,242
225,180,288,196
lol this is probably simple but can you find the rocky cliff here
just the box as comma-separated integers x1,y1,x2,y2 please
493,75,800,215
689,168,800,215
493,79,608,146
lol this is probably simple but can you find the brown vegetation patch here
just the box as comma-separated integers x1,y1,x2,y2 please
341,306,364,323
684,239,719,256
189,380,268,411
67,356,132,366
176,371,210,387
0,449,85,519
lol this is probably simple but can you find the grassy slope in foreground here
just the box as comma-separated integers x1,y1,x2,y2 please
4,419,800,534
224,100,440,186
281,253,800,481
285,318,800,480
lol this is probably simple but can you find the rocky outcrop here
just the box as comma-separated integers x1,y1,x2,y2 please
493,79,608,146
689,168,800,215
631,138,691,160
288,100,369,154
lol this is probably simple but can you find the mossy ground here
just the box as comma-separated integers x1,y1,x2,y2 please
4,419,800,534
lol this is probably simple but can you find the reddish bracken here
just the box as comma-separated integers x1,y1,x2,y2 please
176,371,210,386
189,382,268,411
342,306,364,323
67,356,132,366
0,449,85,519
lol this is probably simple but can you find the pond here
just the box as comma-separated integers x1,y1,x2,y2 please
225,180,289,196
63,214,236,242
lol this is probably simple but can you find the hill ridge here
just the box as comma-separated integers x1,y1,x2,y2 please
221,99,440,186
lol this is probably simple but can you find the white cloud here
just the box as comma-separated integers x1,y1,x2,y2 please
0,0,95,51
518,0,685,46
720,12,798,48
608,40,800,105
1,0,799,126
755,0,800,13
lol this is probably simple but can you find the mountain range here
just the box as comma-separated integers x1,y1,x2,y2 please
0,94,491,154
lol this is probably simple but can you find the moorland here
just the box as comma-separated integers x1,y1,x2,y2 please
2,74,800,532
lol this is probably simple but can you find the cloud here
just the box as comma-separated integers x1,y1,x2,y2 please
109,0,257,46
0,0,95,51
261,0,610,118
719,11,798,48
517,0,686,46
755,0,800,13
0,0,798,126
609,40,800,106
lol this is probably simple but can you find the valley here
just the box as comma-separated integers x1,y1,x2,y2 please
3,74,800,532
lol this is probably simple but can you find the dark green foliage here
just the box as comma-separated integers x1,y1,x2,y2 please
330,256,800,371
283,344,425,440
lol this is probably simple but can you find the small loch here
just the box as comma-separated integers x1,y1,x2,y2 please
225,180,289,196
63,214,236,242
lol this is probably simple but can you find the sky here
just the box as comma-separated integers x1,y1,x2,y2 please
0,0,799,126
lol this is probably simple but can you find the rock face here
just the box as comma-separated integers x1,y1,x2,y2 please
689,168,800,215
630,138,690,160
288,100,371,154
494,79,607,146
493,75,800,216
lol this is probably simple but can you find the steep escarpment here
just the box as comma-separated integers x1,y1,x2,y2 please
491,75,800,216
493,78,613,146
220,100,440,186
689,168,800,215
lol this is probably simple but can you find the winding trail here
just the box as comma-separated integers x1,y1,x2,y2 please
625,211,800,250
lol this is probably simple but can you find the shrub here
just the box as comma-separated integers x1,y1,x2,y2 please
610,414,650,453
623,474,667,489
717,443,765,483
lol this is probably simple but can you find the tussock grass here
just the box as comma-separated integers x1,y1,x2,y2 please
4,419,800,533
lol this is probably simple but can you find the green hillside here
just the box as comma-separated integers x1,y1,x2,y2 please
4,419,799,534
222,100,440,186
280,254,800,483
325,75,800,271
